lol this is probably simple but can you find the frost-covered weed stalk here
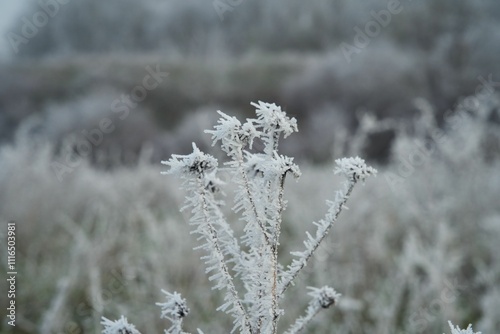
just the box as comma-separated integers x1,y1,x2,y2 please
103,101,378,333
446,321,481,334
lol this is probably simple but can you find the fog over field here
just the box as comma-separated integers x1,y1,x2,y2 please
0,1,499,333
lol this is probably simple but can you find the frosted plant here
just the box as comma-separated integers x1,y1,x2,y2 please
156,290,191,334
102,101,377,333
162,101,375,333
446,321,481,334
101,315,142,334
284,286,341,334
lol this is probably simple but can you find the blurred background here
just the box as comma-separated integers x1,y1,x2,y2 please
1,0,499,333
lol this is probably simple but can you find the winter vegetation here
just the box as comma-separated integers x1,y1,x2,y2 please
1,0,500,333
2,93,499,333
2,0,500,164
98,102,493,334
156,102,374,333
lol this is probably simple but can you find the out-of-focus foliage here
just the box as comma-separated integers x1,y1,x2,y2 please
13,0,500,60
1,93,499,333
2,0,499,163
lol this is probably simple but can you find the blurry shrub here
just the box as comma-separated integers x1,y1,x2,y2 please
1,93,499,333
22,88,164,167
14,0,154,57
282,44,426,123
11,0,499,65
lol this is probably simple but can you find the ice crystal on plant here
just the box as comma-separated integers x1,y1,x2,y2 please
156,290,190,334
101,316,141,334
284,286,341,334
157,290,190,321
334,156,377,183
251,101,298,138
308,286,341,309
108,101,378,334
161,102,375,333
204,110,260,154
162,101,376,333
161,143,217,176
447,321,481,334
251,101,298,155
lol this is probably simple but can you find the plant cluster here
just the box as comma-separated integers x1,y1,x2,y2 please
101,101,487,333
102,101,377,333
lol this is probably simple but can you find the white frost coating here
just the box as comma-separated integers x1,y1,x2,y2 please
160,102,375,333
251,101,298,155
156,290,190,334
161,143,217,176
334,156,377,183
106,101,379,334
285,286,341,334
446,321,482,334
204,110,260,155
101,316,141,334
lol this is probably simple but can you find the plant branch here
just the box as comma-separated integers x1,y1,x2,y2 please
278,181,356,297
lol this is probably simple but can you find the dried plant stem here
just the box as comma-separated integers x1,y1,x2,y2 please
236,149,271,247
271,173,287,334
285,307,321,334
197,176,252,334
148,102,378,334
279,182,356,297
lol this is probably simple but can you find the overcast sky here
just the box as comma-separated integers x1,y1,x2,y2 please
0,2,27,61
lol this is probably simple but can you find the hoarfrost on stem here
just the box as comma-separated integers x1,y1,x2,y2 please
285,286,341,334
156,290,190,334
101,316,142,334
334,156,377,184
104,101,378,334
160,102,376,333
446,321,481,334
